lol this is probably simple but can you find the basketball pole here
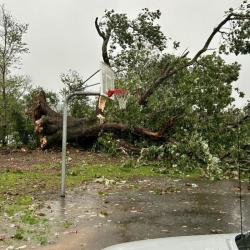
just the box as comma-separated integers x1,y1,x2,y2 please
61,91,100,197
61,63,115,197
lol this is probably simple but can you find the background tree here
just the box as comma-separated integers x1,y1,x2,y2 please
0,5,28,146
60,70,96,120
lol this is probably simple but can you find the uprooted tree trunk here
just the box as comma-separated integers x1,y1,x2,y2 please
31,91,175,150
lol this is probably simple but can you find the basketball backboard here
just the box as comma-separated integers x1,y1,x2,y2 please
100,62,115,100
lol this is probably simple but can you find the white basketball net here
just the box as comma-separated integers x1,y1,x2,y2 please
116,94,128,109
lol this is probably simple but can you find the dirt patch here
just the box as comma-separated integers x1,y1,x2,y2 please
0,148,125,172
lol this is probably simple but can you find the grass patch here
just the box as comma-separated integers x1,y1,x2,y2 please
66,163,161,184
0,171,60,196
13,228,25,240
63,220,74,229
0,160,205,199
5,195,33,216
21,212,39,225
35,235,48,245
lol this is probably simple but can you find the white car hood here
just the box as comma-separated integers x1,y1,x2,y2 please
103,234,239,250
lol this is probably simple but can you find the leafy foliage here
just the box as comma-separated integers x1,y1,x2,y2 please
95,3,250,177
60,70,96,119
219,0,250,55
97,8,167,74
93,132,120,156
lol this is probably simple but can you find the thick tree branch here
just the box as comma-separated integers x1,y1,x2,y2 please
139,64,175,105
95,17,106,39
95,17,111,66
31,91,173,149
188,14,233,65
139,12,249,106
38,122,167,149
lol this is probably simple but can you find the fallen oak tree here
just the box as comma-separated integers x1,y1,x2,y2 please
31,4,250,153
31,90,175,150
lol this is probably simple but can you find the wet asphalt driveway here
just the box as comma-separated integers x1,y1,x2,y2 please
36,177,250,250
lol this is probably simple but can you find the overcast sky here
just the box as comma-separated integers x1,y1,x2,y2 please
1,0,249,106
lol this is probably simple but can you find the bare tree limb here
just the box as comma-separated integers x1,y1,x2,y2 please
95,17,106,39
188,14,233,65
138,64,175,105
95,17,111,66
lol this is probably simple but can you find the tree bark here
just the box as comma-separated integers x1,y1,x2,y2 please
95,17,111,66
31,91,171,149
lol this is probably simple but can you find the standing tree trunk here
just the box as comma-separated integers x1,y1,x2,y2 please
1,12,7,146
1,70,7,146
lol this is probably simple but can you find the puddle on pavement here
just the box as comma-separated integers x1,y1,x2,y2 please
35,179,250,250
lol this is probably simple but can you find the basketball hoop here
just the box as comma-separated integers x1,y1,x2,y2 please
106,89,128,110
97,63,129,123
